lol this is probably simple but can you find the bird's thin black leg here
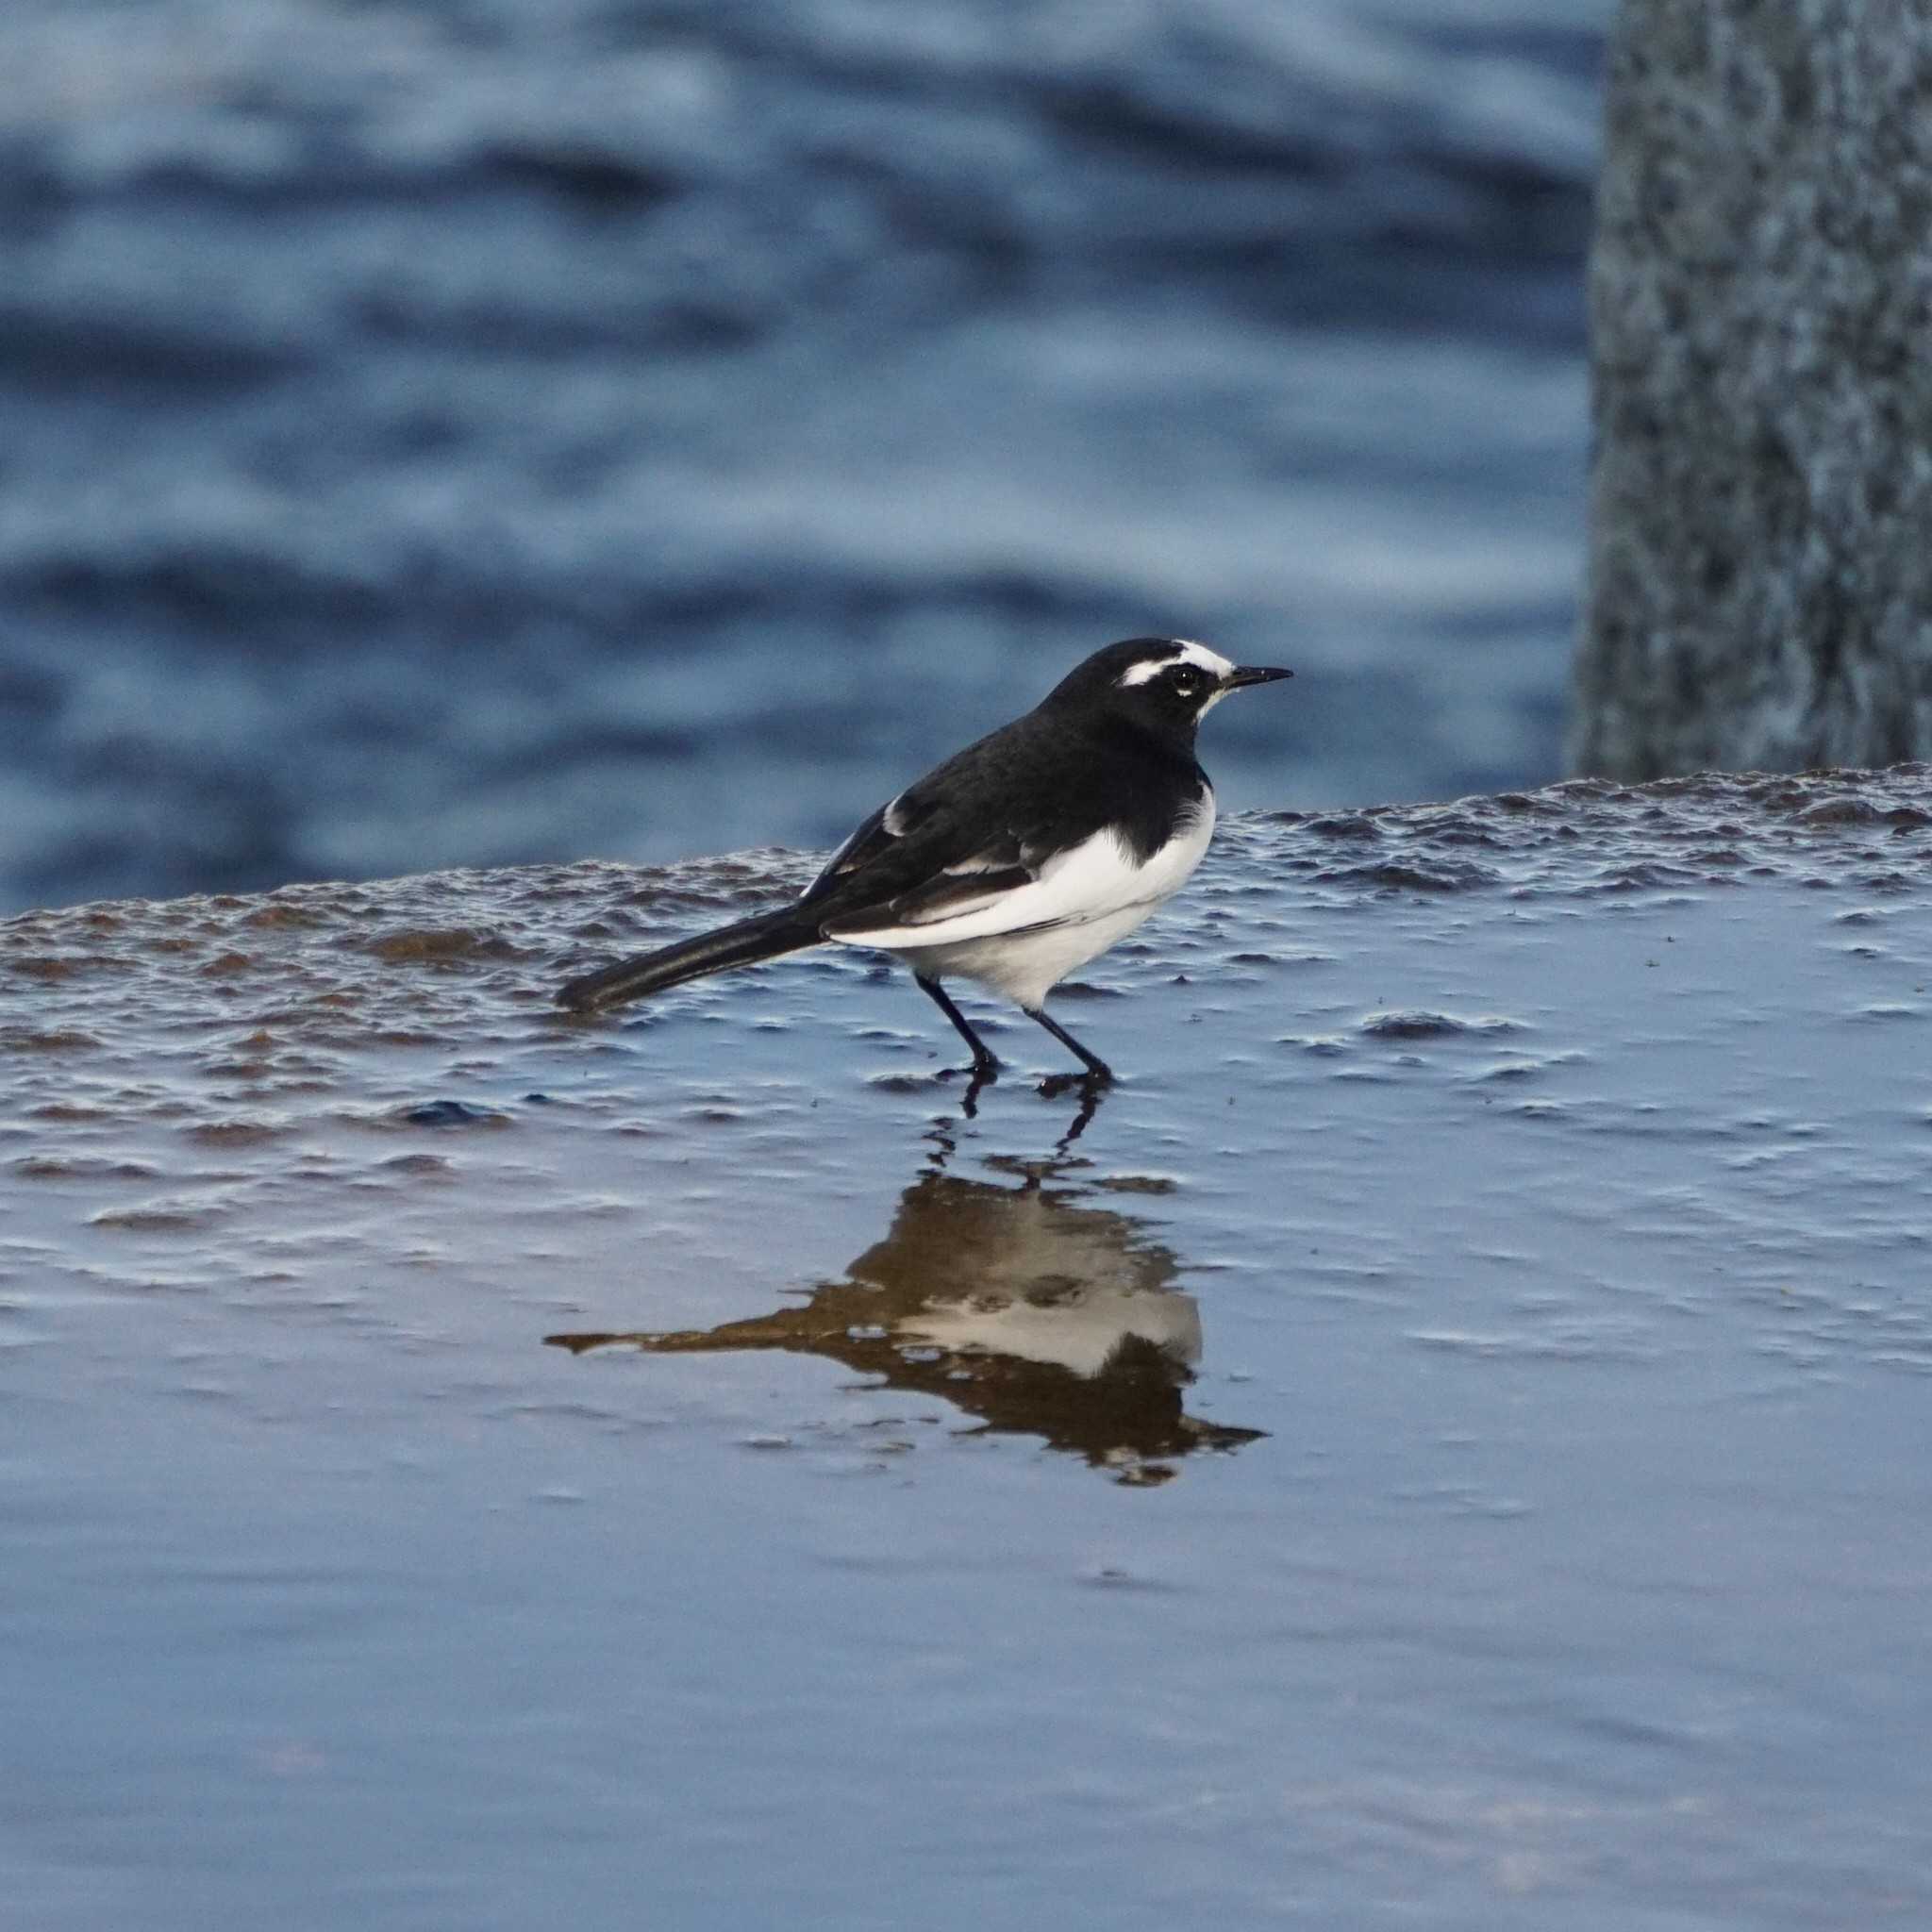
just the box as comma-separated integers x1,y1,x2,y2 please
1025,1007,1116,1085
915,976,1001,1078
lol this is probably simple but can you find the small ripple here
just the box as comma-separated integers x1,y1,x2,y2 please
1577,861,1709,892
1407,1325,1654,1362
362,926,525,964
865,1072,951,1094
377,1153,455,1178
14,1154,159,1181
1391,1481,1533,1518
1871,1349,1932,1375
1280,1034,1351,1056
1359,1010,1522,1041
182,1119,290,1146
395,1100,511,1129
89,1198,224,1232
1298,813,1382,841
0,1025,103,1054
1055,980,1125,1001
4,954,92,982
1796,797,1930,828
1317,859,1500,893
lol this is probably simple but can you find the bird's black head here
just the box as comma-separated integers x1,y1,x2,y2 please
1041,637,1292,747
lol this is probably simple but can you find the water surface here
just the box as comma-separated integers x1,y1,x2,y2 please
0,0,1609,909
5,768,1930,1926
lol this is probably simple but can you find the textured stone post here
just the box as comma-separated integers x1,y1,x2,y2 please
1572,0,1932,778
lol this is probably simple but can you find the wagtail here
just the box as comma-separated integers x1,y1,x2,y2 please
558,637,1291,1085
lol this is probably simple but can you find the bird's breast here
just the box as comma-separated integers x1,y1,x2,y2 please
1121,786,1216,904
986,788,1215,936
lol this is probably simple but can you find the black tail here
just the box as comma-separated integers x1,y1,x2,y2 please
556,908,818,1013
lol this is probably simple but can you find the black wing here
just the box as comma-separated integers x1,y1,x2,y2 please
794,706,1201,937
796,716,1065,931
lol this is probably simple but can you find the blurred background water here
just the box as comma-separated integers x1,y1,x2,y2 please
0,0,1610,914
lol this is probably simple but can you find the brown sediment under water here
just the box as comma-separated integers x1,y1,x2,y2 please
5,767,1932,1929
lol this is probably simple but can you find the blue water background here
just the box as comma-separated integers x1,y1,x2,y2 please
0,0,1609,911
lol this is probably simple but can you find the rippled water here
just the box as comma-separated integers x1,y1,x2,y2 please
0,0,1607,911
5,768,1931,1926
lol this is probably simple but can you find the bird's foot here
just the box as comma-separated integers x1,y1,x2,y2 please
1038,1067,1113,1099
938,1057,1002,1084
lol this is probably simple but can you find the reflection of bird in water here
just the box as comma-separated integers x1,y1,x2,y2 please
548,1162,1263,1483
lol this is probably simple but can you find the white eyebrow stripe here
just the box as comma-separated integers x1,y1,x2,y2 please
1117,640,1235,687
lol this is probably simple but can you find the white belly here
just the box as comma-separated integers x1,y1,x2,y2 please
886,903,1156,1008
838,793,1216,1010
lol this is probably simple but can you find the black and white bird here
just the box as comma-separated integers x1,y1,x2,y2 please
557,637,1291,1085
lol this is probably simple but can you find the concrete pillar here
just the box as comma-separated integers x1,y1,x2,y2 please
1572,0,1932,778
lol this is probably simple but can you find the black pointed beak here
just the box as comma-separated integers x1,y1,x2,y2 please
1226,665,1292,689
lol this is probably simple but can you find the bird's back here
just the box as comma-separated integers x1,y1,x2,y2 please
801,704,1208,929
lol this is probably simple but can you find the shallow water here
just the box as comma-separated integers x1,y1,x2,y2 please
5,768,1932,1927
